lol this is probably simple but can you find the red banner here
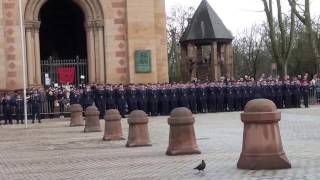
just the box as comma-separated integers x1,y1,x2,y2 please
57,67,75,84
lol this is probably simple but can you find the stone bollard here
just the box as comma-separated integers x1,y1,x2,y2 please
69,104,85,127
84,106,102,132
166,107,201,156
237,99,291,170
126,110,151,147
103,109,125,141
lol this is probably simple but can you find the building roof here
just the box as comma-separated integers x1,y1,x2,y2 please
180,0,233,45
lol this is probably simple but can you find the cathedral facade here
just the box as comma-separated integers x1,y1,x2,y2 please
0,0,168,90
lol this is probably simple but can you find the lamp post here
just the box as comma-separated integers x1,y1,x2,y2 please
18,0,28,128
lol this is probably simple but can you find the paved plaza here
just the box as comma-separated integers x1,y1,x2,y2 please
0,107,320,180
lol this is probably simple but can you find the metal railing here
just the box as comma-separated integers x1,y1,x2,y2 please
41,56,88,86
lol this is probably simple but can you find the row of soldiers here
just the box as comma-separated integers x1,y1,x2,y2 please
0,87,69,124
71,79,310,118
0,79,310,124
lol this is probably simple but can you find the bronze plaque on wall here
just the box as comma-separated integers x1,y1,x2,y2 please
135,50,152,73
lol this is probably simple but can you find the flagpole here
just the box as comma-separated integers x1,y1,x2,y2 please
18,0,28,128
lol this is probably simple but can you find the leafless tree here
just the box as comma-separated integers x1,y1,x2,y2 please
234,24,269,79
288,0,320,70
261,0,296,78
167,5,195,82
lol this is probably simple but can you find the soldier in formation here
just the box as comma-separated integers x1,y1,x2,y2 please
0,76,313,124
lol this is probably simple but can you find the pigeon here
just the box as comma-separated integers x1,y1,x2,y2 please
194,160,206,173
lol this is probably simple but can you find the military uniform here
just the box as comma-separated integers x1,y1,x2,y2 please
159,87,170,116
30,92,41,123
116,88,127,118
1,96,13,124
137,87,148,113
208,84,217,113
148,87,159,116
189,85,198,113
127,87,138,114
169,87,178,112
15,96,24,124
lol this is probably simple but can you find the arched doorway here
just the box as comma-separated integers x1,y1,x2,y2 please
39,0,87,85
24,0,105,87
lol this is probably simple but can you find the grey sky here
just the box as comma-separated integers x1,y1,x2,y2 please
165,0,320,35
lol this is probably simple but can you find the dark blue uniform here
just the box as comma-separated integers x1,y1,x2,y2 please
15,96,24,124
127,88,138,113
159,88,170,116
116,89,127,117
1,97,13,124
137,88,148,113
30,93,41,123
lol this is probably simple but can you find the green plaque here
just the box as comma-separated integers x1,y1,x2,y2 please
135,50,152,73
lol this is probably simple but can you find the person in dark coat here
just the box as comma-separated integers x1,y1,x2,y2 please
116,84,127,118
275,81,284,109
80,87,94,112
283,80,292,108
159,85,170,116
105,85,116,110
242,82,250,108
57,90,67,117
15,94,24,124
94,85,106,119
46,87,56,118
189,83,198,114
69,89,80,105
216,82,225,112
148,85,159,116
137,85,148,113
291,79,301,108
226,82,234,112
169,85,178,112
179,84,190,109
301,78,309,108
198,83,208,113
208,83,217,113
1,94,13,125
30,90,41,123
127,85,138,114
234,82,242,111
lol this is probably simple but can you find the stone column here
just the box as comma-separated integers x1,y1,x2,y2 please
34,21,42,85
211,42,218,81
95,20,105,83
25,22,36,86
180,46,188,82
86,21,96,84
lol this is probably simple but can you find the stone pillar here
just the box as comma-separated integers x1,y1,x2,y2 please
69,104,85,126
211,42,218,81
103,109,125,141
86,21,96,84
25,22,36,86
34,21,41,85
126,110,151,147
237,99,291,170
180,46,188,82
166,107,201,156
95,20,105,83
84,106,101,132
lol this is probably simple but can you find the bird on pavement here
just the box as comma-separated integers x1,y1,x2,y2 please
194,160,206,173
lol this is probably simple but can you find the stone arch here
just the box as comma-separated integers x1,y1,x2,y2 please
24,0,105,86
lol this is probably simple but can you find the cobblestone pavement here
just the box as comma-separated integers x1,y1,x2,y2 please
1,107,320,180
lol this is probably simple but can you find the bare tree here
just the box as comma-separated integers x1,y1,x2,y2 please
234,24,268,79
167,5,195,82
261,0,296,78
288,0,320,70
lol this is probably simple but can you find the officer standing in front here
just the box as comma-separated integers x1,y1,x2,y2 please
30,90,41,123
